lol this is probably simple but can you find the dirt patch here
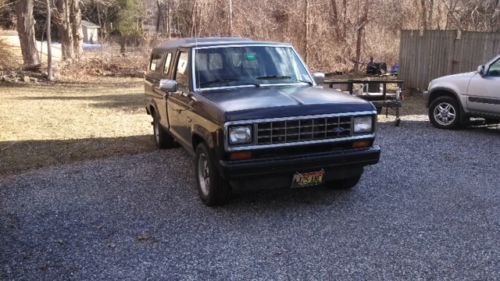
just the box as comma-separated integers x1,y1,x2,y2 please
0,78,155,177
60,44,150,81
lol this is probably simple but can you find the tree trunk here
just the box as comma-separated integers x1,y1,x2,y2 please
70,0,83,59
420,0,428,35
15,0,40,70
228,0,233,36
166,1,171,37
342,0,347,38
191,0,197,37
353,0,369,73
330,0,340,38
304,0,309,63
493,1,500,32
156,0,161,33
55,0,74,61
120,37,126,53
46,0,53,80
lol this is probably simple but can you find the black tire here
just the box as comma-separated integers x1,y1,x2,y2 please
194,143,231,206
153,112,175,149
327,174,362,189
429,96,462,129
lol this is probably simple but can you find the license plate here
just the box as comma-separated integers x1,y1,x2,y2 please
291,169,325,189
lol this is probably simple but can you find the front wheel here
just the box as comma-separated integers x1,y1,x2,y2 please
195,143,231,206
429,96,461,129
153,113,175,149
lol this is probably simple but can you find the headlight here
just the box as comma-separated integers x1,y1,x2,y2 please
228,125,252,145
353,116,373,133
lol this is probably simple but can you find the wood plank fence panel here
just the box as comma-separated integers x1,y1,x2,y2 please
399,30,500,91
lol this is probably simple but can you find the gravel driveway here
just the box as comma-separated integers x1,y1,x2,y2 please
1,117,499,281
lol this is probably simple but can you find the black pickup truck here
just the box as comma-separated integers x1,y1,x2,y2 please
145,37,380,206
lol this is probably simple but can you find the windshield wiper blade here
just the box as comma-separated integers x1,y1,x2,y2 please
200,78,239,87
256,75,313,85
296,80,313,86
256,75,292,80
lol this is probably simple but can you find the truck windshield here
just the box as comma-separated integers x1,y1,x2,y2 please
194,46,313,90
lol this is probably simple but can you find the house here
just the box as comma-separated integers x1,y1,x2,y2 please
81,20,100,44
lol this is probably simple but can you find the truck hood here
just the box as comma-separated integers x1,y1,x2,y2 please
199,85,375,122
429,71,477,93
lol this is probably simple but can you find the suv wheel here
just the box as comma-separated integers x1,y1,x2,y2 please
153,113,175,149
429,96,461,129
195,143,231,206
327,174,362,189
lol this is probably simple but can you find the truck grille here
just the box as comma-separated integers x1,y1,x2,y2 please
256,116,352,145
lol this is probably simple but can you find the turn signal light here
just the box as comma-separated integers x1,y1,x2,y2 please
230,152,252,160
352,140,371,148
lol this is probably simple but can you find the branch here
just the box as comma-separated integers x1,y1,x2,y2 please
0,1,14,10
441,0,463,31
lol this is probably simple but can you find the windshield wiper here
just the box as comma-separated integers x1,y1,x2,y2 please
256,75,292,80
296,80,313,86
256,75,312,86
200,78,239,87
200,79,261,88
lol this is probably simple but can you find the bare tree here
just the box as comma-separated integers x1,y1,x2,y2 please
353,0,369,73
419,0,428,34
52,0,82,61
71,0,83,59
54,0,75,60
46,0,53,80
304,0,309,63
15,0,40,70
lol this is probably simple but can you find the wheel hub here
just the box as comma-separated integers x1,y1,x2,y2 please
433,102,456,126
154,121,160,144
197,153,210,196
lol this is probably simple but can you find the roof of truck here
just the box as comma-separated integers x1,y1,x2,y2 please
152,37,291,53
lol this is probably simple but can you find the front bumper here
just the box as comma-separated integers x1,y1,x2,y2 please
218,145,381,179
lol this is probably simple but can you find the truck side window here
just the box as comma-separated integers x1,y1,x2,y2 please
175,52,189,89
163,53,172,75
150,54,162,71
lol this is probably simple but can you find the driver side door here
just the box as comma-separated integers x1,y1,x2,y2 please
167,50,193,148
467,58,500,116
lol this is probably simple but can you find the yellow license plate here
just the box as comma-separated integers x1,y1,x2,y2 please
291,169,325,188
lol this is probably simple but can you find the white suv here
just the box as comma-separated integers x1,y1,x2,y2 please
424,55,500,129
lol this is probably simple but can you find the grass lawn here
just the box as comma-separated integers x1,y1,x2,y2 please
0,78,156,177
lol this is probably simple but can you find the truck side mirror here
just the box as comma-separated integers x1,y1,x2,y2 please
477,65,485,77
159,79,178,92
312,72,325,85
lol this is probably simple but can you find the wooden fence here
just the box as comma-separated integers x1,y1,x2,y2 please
399,30,500,91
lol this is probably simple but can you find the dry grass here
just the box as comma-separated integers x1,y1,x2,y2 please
60,45,150,80
0,37,19,70
0,78,156,177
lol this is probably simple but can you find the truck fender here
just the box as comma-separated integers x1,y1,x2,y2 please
191,124,216,150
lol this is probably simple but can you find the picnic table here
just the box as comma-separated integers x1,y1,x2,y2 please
323,77,404,126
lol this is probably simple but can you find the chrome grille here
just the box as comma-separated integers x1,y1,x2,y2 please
256,116,352,145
